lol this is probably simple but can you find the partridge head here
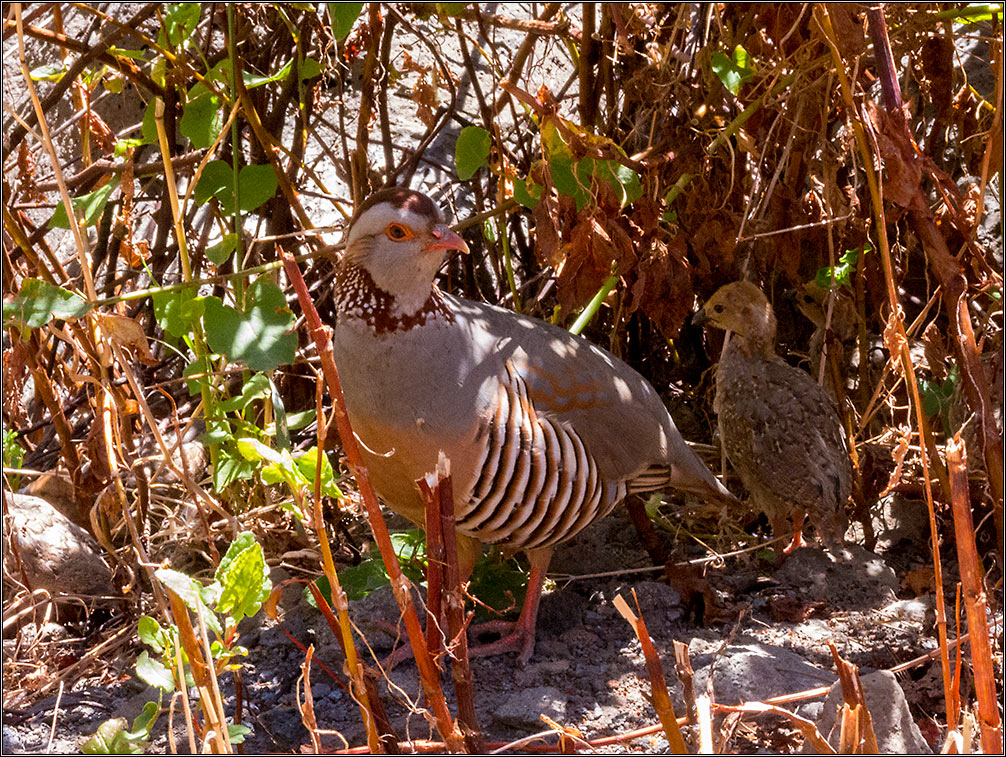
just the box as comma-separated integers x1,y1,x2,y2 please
332,187,733,662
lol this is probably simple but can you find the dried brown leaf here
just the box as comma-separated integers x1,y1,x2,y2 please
629,236,693,338
95,312,157,366
865,101,926,211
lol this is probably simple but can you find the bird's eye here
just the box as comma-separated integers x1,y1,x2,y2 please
386,223,413,241
713,304,725,314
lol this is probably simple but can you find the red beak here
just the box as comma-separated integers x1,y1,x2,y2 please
422,224,470,254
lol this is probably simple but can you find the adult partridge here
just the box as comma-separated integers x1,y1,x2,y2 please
694,281,851,552
332,187,733,662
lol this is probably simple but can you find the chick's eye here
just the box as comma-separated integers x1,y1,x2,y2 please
386,223,413,241
713,304,725,314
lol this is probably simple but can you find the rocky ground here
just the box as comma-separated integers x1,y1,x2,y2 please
3,495,961,754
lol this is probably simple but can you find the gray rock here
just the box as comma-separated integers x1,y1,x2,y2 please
774,544,898,610
847,493,931,553
807,670,932,754
692,638,836,705
5,493,113,599
493,686,568,731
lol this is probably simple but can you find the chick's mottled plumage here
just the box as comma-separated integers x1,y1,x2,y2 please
695,281,851,550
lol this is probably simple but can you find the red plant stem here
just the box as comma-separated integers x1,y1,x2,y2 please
281,248,464,752
946,436,1003,753
422,475,445,662
430,459,482,751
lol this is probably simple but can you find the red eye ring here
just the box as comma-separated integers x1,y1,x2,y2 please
386,223,414,241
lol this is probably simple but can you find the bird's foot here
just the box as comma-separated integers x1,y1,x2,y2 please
467,619,536,665
782,529,808,554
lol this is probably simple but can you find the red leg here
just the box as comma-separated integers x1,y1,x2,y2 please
783,510,808,553
468,547,552,665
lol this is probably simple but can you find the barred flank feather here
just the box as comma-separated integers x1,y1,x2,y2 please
457,363,630,550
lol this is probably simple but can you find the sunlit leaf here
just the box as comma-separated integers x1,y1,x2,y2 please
215,532,271,626
328,3,364,40
180,91,223,149
455,125,492,180
711,45,754,96
203,279,296,371
3,279,92,328
48,180,119,229
134,651,175,693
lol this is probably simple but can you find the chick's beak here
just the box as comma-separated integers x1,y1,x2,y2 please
691,307,709,327
423,224,470,255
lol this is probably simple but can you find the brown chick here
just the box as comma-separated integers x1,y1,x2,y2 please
694,281,852,552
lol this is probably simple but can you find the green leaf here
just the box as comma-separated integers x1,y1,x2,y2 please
243,57,321,89
3,278,92,328
291,447,342,499
328,3,364,40
153,285,203,340
815,246,864,290
299,57,322,80
193,161,278,213
127,701,160,740
193,160,233,205
549,156,641,210
137,615,168,653
455,125,492,180
213,444,258,490
549,155,590,210
135,650,175,693
215,532,271,626
180,92,223,149
162,3,201,47
437,3,469,15
513,177,542,209
107,46,146,60
3,430,24,488
236,164,279,212
317,561,387,602
243,60,294,89
48,180,119,229
82,718,140,755
468,554,529,622
711,45,754,96
228,724,253,744
114,138,143,157
217,373,272,413
206,234,238,265
310,529,426,602
203,279,296,371
576,158,642,208
29,63,67,82
140,99,159,145
182,354,214,396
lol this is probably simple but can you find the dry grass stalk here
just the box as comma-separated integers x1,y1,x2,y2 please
946,436,1003,754
828,642,879,755
673,639,697,725
613,591,689,753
